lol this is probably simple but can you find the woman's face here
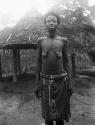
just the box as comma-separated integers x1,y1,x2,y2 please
45,15,58,32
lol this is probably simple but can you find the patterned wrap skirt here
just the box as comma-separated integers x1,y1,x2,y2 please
39,73,71,122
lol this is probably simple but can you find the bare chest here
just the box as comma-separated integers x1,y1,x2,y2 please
41,39,64,58
41,39,63,51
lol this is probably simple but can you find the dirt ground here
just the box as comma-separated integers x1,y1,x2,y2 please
0,75,95,125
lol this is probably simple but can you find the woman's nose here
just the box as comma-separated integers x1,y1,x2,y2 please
49,21,54,24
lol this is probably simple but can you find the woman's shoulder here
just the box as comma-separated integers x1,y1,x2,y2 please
61,36,68,42
56,36,68,46
37,36,48,41
61,37,69,46
37,36,49,46
56,36,67,41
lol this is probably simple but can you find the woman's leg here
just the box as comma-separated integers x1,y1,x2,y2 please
56,120,64,125
45,120,53,125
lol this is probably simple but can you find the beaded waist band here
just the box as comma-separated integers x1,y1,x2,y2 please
40,72,67,80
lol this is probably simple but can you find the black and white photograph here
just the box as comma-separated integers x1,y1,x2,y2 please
0,0,95,125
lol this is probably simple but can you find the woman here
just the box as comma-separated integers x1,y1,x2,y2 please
35,11,73,125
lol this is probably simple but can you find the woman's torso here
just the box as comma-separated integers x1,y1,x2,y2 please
40,36,67,75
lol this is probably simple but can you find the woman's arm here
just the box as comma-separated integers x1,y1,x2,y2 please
62,38,73,98
62,39,71,86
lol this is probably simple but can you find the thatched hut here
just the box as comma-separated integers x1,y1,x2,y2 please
0,14,47,82
0,32,37,82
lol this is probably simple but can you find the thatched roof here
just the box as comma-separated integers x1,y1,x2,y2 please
0,33,37,49
1,32,37,49
0,13,47,49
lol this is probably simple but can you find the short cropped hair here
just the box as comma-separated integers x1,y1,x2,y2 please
44,11,60,25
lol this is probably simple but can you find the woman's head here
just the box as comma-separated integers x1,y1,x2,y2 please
44,11,60,25
44,11,60,32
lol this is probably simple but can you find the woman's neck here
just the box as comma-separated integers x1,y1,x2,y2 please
47,32,57,39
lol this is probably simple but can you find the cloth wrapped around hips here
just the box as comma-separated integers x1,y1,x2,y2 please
34,72,73,121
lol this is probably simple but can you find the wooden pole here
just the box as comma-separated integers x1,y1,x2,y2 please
71,53,76,77
17,49,21,76
0,53,2,78
12,48,17,82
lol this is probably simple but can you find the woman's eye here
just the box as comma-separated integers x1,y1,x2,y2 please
47,20,56,23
